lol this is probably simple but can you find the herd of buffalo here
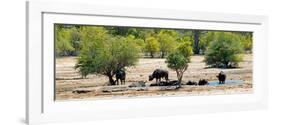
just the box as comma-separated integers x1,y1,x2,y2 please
115,69,227,86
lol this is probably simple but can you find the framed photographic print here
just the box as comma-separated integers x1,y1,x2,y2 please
26,1,268,124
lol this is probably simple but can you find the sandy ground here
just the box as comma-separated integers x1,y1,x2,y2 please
55,54,252,101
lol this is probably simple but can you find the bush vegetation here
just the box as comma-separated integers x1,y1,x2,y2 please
166,41,193,85
204,32,244,68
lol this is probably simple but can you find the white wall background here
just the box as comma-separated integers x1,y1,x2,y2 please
0,0,280,125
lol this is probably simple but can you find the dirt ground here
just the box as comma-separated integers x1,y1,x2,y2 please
55,54,252,101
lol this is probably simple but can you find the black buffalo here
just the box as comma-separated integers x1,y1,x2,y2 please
198,79,208,86
115,70,126,85
217,71,226,84
149,69,169,84
186,80,197,85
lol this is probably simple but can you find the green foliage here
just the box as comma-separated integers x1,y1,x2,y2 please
178,32,192,43
239,33,252,52
106,27,129,36
157,30,179,58
127,28,145,39
144,36,160,58
55,25,75,56
55,25,82,56
127,35,145,52
68,27,81,55
166,41,193,84
75,26,139,85
200,32,252,54
75,26,108,77
177,42,193,61
199,32,216,54
204,32,244,68
55,24,252,58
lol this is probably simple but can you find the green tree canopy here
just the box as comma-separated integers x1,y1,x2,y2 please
239,33,252,52
199,31,216,54
75,26,140,85
55,26,75,56
68,27,81,56
204,32,244,68
157,30,178,58
166,41,193,85
144,36,160,58
127,35,145,52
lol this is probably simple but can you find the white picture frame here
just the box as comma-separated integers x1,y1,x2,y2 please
26,1,268,124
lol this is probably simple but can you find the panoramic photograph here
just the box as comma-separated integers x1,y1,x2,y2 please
54,24,253,101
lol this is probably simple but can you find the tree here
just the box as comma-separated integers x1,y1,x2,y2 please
55,25,82,56
75,26,108,78
127,35,145,52
238,32,252,52
75,26,139,85
69,27,81,56
192,30,201,54
178,31,192,43
106,26,129,36
204,32,244,68
55,25,75,56
144,36,160,58
157,30,178,58
166,42,193,85
199,31,216,54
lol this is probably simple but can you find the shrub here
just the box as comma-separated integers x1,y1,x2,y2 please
204,32,244,68
166,42,193,85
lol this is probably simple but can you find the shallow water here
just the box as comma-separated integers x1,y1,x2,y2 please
208,80,244,86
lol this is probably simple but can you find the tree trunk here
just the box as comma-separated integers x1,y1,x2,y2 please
161,51,165,58
193,30,200,54
178,75,183,87
108,75,115,86
176,71,183,87
150,52,154,58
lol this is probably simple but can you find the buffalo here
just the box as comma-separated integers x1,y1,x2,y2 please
149,69,169,84
115,69,126,85
159,80,179,86
198,79,208,85
186,80,197,85
217,71,226,84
